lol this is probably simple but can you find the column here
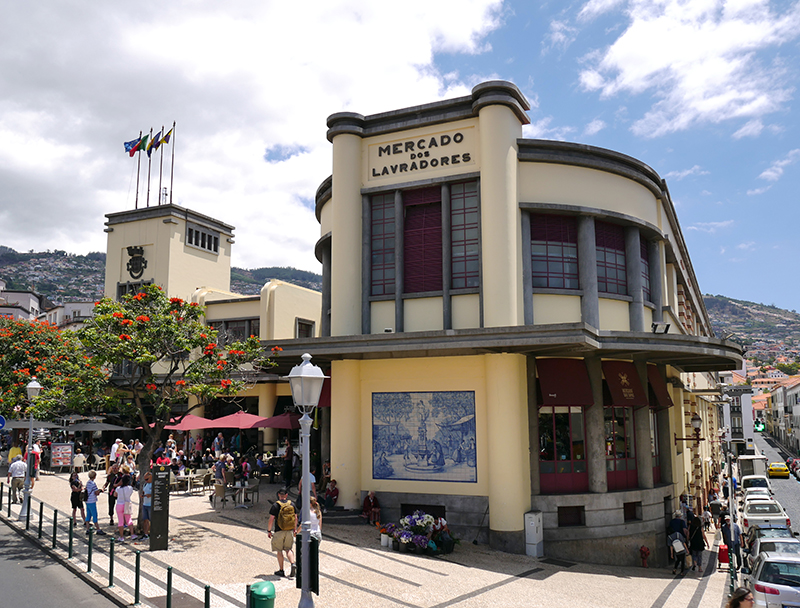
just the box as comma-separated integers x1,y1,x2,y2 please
485,353,530,554
625,227,644,332
442,182,452,330
257,383,277,454
478,104,524,328
521,211,533,326
527,357,540,495
321,240,332,337
634,360,654,489
584,357,608,493
647,240,663,322
361,194,371,335
330,132,363,336
330,360,362,510
394,190,404,333
657,366,674,484
578,217,599,328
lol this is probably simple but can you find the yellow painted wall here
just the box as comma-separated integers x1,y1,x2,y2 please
598,298,630,331
532,294,582,325
404,297,443,332
362,119,480,189
319,198,333,238
330,359,363,509
355,356,490,497
261,280,322,341
452,294,480,329
370,300,395,334
518,163,659,228
204,298,260,321
644,306,654,329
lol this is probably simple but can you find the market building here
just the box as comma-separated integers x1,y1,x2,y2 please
272,81,742,566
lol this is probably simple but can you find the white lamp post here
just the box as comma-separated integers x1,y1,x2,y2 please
19,377,42,521
284,354,327,608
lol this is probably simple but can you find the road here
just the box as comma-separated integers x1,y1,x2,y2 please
750,432,800,531
0,522,118,607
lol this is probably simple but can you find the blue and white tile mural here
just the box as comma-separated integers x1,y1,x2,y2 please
372,391,477,483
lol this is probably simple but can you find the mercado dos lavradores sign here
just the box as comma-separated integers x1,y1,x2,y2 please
368,126,475,181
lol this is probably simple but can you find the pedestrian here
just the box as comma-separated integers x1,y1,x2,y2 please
324,479,339,512
721,516,742,569
104,463,120,527
7,455,26,504
69,470,86,524
282,438,293,485
213,433,225,459
309,496,323,542
688,514,708,571
114,475,137,542
140,471,152,540
267,487,297,578
702,505,713,531
722,476,729,500
84,470,104,534
725,587,754,608
667,527,688,575
361,490,381,524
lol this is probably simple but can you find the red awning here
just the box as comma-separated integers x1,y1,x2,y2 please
602,361,648,407
537,358,594,406
647,365,674,409
318,373,331,408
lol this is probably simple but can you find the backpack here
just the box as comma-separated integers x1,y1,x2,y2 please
671,537,686,555
276,500,296,531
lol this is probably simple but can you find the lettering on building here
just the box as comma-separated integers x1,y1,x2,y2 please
370,130,473,179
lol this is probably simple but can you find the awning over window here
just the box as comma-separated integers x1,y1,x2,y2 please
602,360,648,407
647,364,673,409
537,358,594,406
318,373,331,408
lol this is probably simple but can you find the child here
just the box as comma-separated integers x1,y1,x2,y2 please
84,470,105,534
140,471,152,540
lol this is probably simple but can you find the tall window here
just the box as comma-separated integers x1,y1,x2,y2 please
595,221,627,295
539,406,588,494
404,186,442,293
650,409,660,484
451,181,480,289
530,215,579,290
604,406,637,490
641,237,651,301
371,193,396,296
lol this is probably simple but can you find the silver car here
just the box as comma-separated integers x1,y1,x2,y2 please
742,501,791,535
746,537,800,570
745,552,800,607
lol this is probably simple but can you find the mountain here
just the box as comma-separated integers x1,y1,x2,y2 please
0,247,321,303
703,294,800,346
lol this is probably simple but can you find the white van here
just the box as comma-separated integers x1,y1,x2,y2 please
738,454,769,479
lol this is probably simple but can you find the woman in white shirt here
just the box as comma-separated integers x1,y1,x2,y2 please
114,475,137,542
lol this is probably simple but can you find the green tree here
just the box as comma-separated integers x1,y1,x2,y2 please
0,317,111,419
777,362,800,376
79,284,274,464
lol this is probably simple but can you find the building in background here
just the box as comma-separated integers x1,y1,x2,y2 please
274,81,742,566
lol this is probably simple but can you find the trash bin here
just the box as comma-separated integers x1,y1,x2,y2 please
250,581,276,608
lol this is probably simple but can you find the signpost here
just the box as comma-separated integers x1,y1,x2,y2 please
150,465,170,551
0,415,5,430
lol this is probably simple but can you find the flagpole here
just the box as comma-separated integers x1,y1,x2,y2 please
169,121,176,205
158,125,165,205
135,131,143,209
146,128,153,208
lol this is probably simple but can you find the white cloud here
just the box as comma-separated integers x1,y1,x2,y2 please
747,185,772,195
664,165,710,180
543,20,579,54
720,246,727,254
578,0,627,21
733,119,764,138
758,149,800,182
737,241,756,250
522,117,577,140
577,0,800,137
0,0,503,272
583,119,606,135
686,220,734,233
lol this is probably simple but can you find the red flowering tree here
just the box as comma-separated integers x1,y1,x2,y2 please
0,316,112,419
79,284,273,464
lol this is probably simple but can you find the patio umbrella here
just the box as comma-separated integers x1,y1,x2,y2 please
68,422,130,431
209,410,274,430
259,412,301,430
165,414,217,431
3,419,63,429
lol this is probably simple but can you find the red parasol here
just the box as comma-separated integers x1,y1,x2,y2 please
165,414,218,431
209,410,276,430
259,412,301,430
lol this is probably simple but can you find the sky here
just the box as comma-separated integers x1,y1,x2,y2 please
2,1,800,309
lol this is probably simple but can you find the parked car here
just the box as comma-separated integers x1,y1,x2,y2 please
740,475,773,496
769,462,791,478
744,525,795,551
745,537,800,570
743,552,800,605
741,487,773,506
742,500,791,535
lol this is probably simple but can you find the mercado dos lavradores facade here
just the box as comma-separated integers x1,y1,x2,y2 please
276,81,742,566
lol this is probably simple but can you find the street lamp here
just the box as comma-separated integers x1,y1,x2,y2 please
674,413,706,446
19,377,42,521
284,354,327,608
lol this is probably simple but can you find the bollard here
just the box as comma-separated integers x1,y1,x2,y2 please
68,516,74,559
7,484,10,517
134,551,141,605
166,566,173,608
1,481,4,505
25,496,31,530
109,537,115,588
52,510,58,549
246,583,251,608
87,527,94,573
205,585,210,608
38,501,43,539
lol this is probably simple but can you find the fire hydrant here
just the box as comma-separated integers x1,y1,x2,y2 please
640,545,650,568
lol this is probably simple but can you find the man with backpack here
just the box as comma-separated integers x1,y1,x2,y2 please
667,528,688,575
267,487,298,578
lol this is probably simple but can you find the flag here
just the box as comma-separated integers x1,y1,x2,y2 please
159,127,173,146
131,134,149,157
147,130,162,157
124,137,141,154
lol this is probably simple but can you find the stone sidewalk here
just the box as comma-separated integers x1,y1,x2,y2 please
0,471,730,608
